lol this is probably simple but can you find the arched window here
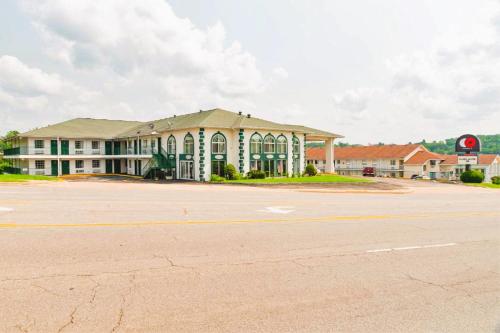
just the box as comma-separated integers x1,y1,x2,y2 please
167,135,176,155
263,135,275,154
293,136,300,155
250,133,263,154
184,134,194,154
276,135,287,154
211,133,226,154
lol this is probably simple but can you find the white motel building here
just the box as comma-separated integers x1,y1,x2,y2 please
3,109,342,181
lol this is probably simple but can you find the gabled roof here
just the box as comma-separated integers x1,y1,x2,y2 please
405,150,444,165
19,118,143,139
334,144,422,160
440,154,499,165
18,108,343,140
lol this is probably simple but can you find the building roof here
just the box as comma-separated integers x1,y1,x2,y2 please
306,147,326,161
19,118,143,139
333,144,422,160
405,150,444,165
18,108,343,140
440,154,499,165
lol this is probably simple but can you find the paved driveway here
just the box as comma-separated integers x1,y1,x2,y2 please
0,180,498,332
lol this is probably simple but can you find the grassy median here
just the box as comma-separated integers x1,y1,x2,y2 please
223,174,371,184
0,174,60,182
465,183,500,189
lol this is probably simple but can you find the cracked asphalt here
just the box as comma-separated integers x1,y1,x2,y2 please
0,179,499,332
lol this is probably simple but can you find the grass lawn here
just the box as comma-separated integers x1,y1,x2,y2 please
0,174,60,182
223,174,371,184
465,183,500,189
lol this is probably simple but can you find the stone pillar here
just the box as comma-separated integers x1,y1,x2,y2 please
325,138,335,174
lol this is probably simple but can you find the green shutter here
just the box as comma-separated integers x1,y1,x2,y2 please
51,140,58,155
61,140,69,155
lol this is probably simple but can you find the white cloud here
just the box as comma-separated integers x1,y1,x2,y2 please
272,67,289,79
331,1,500,143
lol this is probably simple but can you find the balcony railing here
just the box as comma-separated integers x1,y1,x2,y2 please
3,146,157,156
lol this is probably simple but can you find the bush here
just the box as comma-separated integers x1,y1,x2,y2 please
491,176,500,185
210,174,225,182
460,170,484,183
224,163,240,180
247,170,266,179
304,164,317,176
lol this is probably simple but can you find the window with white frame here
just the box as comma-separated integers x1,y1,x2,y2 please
35,160,45,169
390,160,396,166
292,136,300,155
211,133,226,154
92,160,100,168
75,141,83,149
76,160,84,169
250,134,263,154
167,136,176,154
184,134,194,154
92,141,100,150
34,140,44,149
276,136,287,154
263,135,275,154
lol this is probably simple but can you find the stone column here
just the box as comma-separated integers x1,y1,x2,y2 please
325,138,335,173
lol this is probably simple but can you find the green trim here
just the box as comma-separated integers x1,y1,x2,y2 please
238,129,244,173
198,128,205,181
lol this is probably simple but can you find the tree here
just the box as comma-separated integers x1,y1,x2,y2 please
0,130,19,152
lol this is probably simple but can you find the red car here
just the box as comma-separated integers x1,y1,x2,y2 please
362,167,376,177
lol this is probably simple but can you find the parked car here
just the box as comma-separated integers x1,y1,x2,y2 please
362,167,376,177
411,174,429,180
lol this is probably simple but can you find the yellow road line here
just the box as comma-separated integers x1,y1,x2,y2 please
0,211,498,229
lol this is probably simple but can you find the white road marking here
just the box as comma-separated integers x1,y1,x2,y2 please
0,207,14,212
258,206,295,214
366,243,457,254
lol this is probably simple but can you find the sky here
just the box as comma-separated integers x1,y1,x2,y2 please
0,0,499,144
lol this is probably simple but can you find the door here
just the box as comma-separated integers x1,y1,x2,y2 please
105,160,113,173
180,161,194,180
113,159,121,174
211,160,226,177
138,160,142,175
264,160,275,177
61,140,69,155
113,142,121,155
276,160,287,177
51,160,58,176
105,141,113,155
61,160,70,175
51,140,58,155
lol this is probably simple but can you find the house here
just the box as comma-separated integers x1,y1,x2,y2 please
439,154,500,182
404,150,446,179
2,109,342,181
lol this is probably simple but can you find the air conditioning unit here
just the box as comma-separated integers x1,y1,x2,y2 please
92,150,100,155
35,150,44,155
34,170,45,175
92,169,101,173
75,169,84,173
75,150,84,155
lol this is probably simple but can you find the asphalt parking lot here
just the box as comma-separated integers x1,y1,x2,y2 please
0,179,499,332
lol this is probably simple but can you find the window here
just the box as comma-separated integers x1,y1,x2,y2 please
263,135,275,153
184,134,194,154
92,141,100,150
390,160,396,166
76,160,84,169
276,136,287,154
211,133,226,154
92,160,100,168
430,160,436,166
34,140,44,149
292,136,300,154
362,160,367,166
250,133,263,154
35,160,45,169
143,139,148,147
75,141,83,149
167,136,176,155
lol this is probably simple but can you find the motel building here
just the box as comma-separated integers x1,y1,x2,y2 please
306,144,500,182
3,109,342,181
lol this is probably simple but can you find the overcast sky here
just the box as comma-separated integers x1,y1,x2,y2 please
0,0,499,144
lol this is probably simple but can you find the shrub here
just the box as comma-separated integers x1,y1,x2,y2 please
460,170,484,183
491,176,500,185
210,174,225,182
224,163,240,180
304,164,317,176
247,170,266,179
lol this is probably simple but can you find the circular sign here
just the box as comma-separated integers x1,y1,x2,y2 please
455,134,480,153
214,155,224,160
